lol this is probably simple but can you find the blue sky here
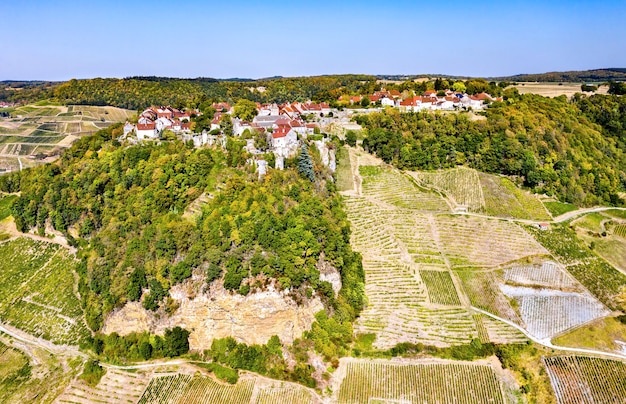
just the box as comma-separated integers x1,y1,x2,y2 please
1,0,625,80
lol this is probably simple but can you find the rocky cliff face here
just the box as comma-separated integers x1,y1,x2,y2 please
102,282,324,350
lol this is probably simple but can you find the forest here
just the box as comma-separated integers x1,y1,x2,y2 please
50,75,378,110
0,125,365,336
357,92,626,206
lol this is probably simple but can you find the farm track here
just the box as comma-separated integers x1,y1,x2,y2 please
473,307,626,361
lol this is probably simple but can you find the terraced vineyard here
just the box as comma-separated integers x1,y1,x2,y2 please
337,360,506,404
0,104,134,173
344,197,478,348
253,379,318,404
137,373,316,404
436,215,548,268
411,167,485,212
614,224,626,238
420,270,462,305
359,165,449,211
343,159,554,347
543,356,626,404
55,368,151,404
460,260,611,341
0,237,89,345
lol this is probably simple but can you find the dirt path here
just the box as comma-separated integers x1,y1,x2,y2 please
0,322,86,359
553,207,626,223
0,217,74,251
473,307,626,361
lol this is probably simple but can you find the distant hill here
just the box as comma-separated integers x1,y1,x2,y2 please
494,68,626,83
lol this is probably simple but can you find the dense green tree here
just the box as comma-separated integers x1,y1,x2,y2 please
220,114,233,136
357,94,625,206
298,144,315,182
233,99,259,121
164,326,190,357
345,131,357,147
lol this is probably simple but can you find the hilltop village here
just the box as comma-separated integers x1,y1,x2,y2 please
121,89,497,174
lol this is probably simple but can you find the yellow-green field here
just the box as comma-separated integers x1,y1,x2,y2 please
514,82,609,98
0,103,135,171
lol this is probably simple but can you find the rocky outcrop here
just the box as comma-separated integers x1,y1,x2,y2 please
316,254,342,297
102,283,324,351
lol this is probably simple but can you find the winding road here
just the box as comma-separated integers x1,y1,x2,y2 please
473,307,626,361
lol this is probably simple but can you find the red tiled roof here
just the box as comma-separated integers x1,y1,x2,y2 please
272,127,291,139
137,123,156,130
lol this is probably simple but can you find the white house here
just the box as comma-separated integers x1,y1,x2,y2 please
380,96,396,107
123,122,135,137
271,126,299,162
136,122,158,140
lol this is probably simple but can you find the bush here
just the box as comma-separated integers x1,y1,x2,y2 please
79,361,106,386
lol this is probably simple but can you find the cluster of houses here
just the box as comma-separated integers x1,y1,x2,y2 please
341,89,500,111
120,91,497,175
222,102,331,170
123,106,193,140
0,101,17,108
124,102,334,174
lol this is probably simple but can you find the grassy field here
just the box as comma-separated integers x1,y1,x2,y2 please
0,335,79,403
513,82,609,98
553,316,626,354
335,146,354,192
571,212,607,233
593,237,626,272
543,201,578,217
479,172,551,220
0,237,90,345
0,194,17,220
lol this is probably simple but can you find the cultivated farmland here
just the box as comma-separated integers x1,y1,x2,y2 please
0,104,134,171
344,155,553,348
55,368,151,404
411,167,485,212
359,165,449,211
0,237,89,345
543,356,626,404
500,285,610,340
436,215,548,268
137,373,318,404
336,359,507,404
528,224,626,311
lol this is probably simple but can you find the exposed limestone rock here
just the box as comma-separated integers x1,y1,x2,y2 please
102,284,324,351
316,254,342,297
